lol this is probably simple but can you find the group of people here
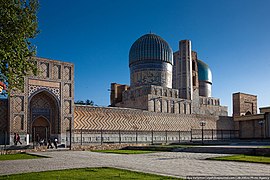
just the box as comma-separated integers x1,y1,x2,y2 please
13,133,22,145
39,137,58,149
13,133,59,149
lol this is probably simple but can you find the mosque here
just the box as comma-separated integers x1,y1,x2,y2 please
110,34,227,116
0,33,269,145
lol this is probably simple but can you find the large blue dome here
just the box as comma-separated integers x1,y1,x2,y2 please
197,60,212,83
129,34,173,66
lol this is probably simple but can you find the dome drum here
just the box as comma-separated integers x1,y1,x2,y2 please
130,61,172,88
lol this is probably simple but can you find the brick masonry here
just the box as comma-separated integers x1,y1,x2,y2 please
74,105,234,131
7,57,74,144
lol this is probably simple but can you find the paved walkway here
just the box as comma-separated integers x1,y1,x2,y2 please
0,151,270,178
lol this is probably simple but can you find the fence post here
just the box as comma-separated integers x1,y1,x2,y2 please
190,129,193,142
135,130,138,144
33,127,36,149
212,129,214,140
151,130,154,144
69,119,72,150
101,129,103,145
119,130,121,144
178,131,181,144
221,130,223,140
80,128,83,146
165,130,167,144
4,131,7,154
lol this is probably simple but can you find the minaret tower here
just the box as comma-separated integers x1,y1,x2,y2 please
174,40,193,100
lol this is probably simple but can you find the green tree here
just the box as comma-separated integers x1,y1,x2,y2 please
75,100,95,106
0,0,39,92
85,99,94,106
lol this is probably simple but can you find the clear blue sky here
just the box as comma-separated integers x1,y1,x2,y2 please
34,0,270,115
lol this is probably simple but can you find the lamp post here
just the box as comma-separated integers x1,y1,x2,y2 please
200,121,206,145
258,120,264,141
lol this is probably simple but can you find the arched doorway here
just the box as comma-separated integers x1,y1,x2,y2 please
32,116,50,142
29,90,60,142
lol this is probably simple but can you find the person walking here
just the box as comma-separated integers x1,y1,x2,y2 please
16,133,22,145
47,139,53,149
13,133,17,145
53,138,58,149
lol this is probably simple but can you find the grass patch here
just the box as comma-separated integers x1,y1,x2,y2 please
0,167,181,179
91,149,155,154
208,154,270,164
261,146,270,148
0,153,44,161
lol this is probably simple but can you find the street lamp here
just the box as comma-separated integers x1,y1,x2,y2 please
200,121,206,145
258,120,264,140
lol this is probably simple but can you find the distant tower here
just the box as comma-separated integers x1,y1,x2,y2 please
173,40,193,100
233,92,257,116
129,34,173,88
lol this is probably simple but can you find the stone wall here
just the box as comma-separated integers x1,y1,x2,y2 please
233,92,257,116
74,105,234,131
234,114,269,139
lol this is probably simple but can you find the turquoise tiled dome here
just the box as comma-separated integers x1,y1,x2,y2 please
129,34,173,66
197,60,212,83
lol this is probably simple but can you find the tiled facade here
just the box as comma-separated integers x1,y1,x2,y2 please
4,57,74,144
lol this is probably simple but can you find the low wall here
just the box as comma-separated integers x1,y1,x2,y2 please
74,106,234,131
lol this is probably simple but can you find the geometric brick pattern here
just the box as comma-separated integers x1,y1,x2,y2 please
40,62,49,78
63,83,71,98
64,100,71,115
28,85,60,99
7,57,74,144
30,91,59,134
13,96,24,113
74,105,233,131
52,64,61,79
63,66,71,81
13,115,24,132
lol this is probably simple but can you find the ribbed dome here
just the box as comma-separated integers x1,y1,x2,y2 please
197,60,212,83
129,34,173,66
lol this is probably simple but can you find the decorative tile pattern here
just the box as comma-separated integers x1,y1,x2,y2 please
52,64,61,79
28,85,60,99
40,62,49,78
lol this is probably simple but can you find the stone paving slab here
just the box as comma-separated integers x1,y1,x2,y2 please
0,151,269,178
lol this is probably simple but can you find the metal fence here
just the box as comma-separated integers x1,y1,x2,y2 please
191,129,239,140
66,129,239,145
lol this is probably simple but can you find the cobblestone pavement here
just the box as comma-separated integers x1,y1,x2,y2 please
0,151,270,178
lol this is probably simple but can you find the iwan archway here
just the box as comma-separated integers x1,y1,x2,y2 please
29,90,60,142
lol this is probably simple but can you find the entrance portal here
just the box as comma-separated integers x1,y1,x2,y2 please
32,117,50,142
29,90,60,143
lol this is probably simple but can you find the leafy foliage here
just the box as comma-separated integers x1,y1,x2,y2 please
0,0,39,93
75,99,95,106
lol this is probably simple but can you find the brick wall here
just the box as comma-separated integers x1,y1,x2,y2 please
74,105,234,131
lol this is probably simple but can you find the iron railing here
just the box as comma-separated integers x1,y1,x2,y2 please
66,129,239,145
